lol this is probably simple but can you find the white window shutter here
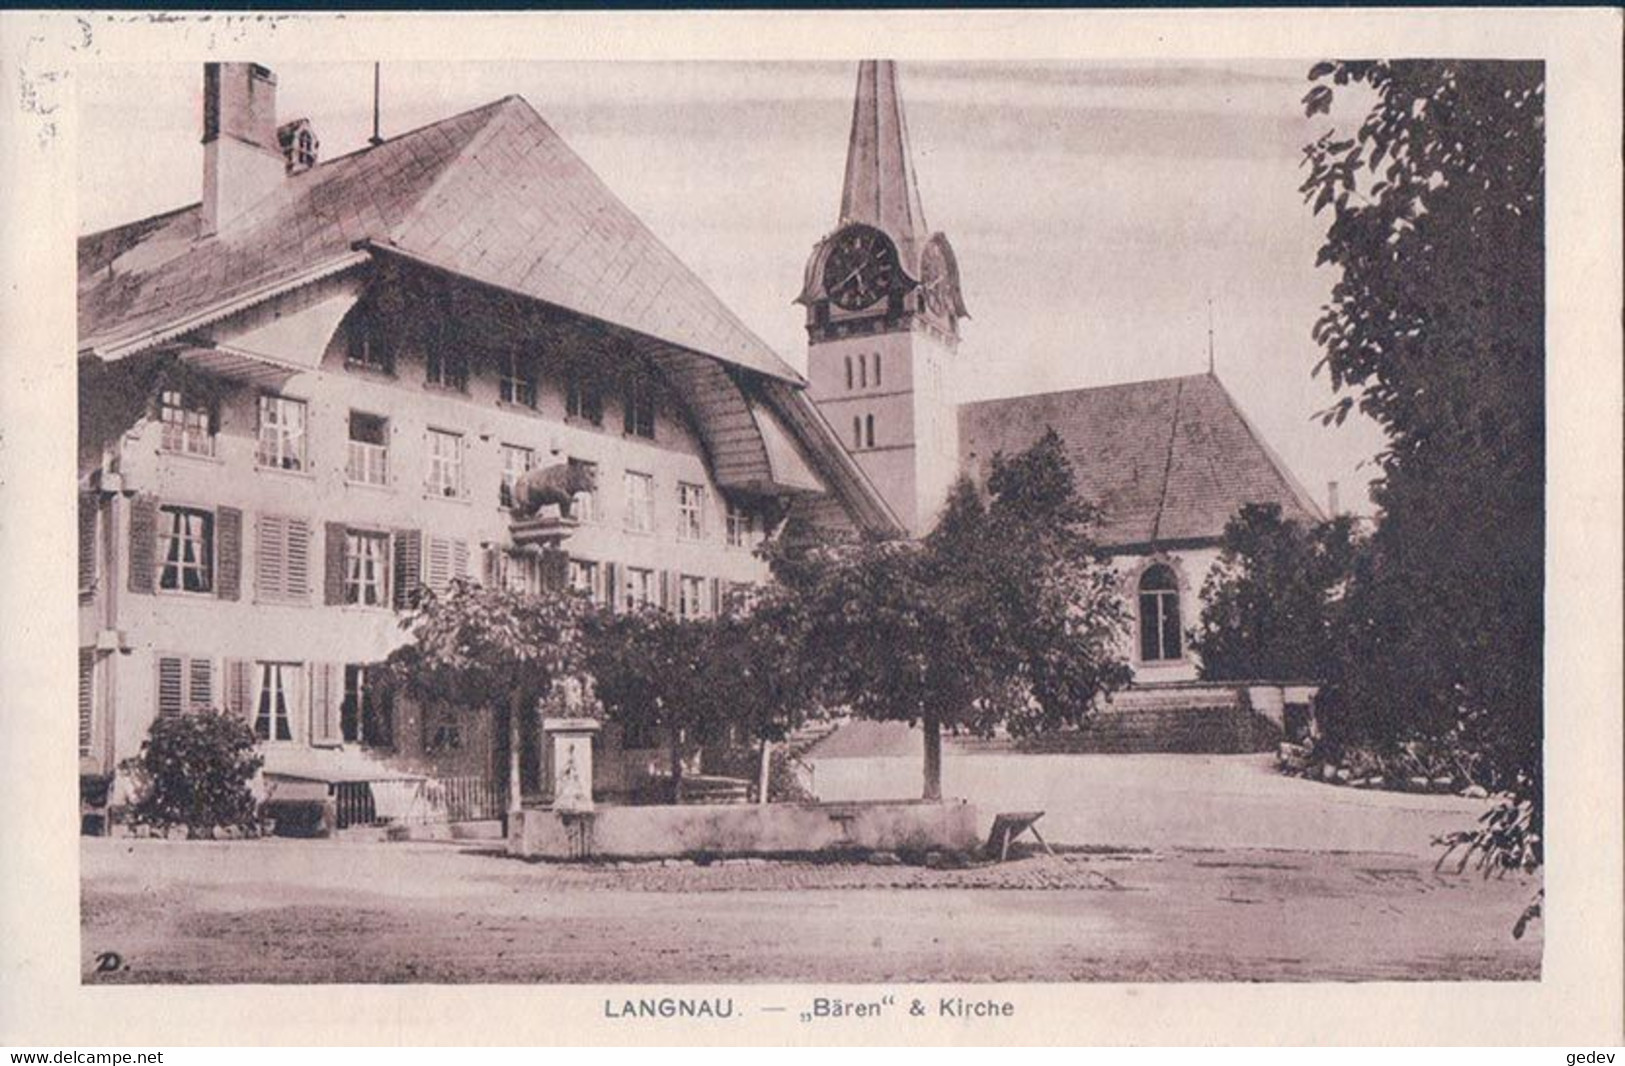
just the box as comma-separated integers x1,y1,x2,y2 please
286,518,311,600
426,536,451,593
256,515,286,600
187,657,214,712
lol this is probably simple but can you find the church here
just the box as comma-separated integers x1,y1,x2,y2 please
76,60,1322,830
799,61,1324,688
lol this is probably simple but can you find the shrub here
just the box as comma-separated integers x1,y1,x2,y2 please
120,709,263,838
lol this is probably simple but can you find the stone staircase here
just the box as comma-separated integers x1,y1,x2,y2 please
956,684,1281,756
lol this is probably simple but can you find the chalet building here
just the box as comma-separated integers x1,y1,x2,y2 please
77,63,900,821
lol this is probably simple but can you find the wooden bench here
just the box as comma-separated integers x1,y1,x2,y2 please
986,810,1056,862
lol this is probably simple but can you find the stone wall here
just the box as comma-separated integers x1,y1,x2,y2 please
509,799,981,860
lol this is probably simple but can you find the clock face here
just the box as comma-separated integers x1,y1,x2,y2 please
822,227,899,312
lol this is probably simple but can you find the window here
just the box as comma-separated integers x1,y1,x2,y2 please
865,414,876,449
568,558,604,604
874,353,882,387
499,351,537,408
255,514,311,603
346,412,389,486
254,662,299,742
569,458,598,522
566,365,603,426
491,548,542,595
845,355,854,390
78,649,95,757
677,483,706,541
1138,564,1183,662
425,345,468,391
624,566,655,611
725,499,754,548
343,530,390,607
859,353,868,388
342,665,393,749
623,471,654,533
255,394,307,471
158,505,213,593
499,444,533,509
159,389,214,457
853,416,863,449
623,373,656,439
425,429,464,498
156,654,214,719
678,574,710,620
346,308,393,373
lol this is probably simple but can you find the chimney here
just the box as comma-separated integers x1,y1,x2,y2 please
1327,480,1341,517
200,62,286,237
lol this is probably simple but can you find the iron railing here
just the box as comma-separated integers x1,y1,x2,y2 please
332,774,502,829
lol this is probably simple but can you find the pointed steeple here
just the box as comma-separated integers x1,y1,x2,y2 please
838,60,929,269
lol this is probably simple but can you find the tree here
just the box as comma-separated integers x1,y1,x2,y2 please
381,578,588,819
582,609,726,804
1191,503,1360,682
121,709,263,838
1300,61,1544,880
769,429,1131,799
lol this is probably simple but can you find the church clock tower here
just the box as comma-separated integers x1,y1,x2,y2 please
799,60,967,535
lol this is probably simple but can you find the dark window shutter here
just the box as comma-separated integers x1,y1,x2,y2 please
225,659,254,722
604,562,619,614
324,522,347,605
215,506,242,601
657,569,671,613
78,493,98,593
709,578,721,617
127,495,158,594
156,656,184,718
392,529,422,609
78,649,95,757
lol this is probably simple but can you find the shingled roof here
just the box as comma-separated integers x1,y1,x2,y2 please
958,373,1323,550
78,95,801,383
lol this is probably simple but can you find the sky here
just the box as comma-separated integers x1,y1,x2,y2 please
76,60,1389,515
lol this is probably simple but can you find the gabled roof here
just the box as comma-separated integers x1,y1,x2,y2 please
958,373,1323,550
78,95,800,383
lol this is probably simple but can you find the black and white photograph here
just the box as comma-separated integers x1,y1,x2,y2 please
2,5,1621,1049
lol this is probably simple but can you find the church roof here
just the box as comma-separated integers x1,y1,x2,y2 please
958,373,1324,550
78,95,801,383
837,60,930,272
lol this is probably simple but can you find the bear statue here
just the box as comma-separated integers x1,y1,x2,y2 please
511,460,597,520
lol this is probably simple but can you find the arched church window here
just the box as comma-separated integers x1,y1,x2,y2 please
1138,564,1182,662
874,354,882,387
859,354,868,388
853,416,862,449
865,414,875,449
845,356,854,391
